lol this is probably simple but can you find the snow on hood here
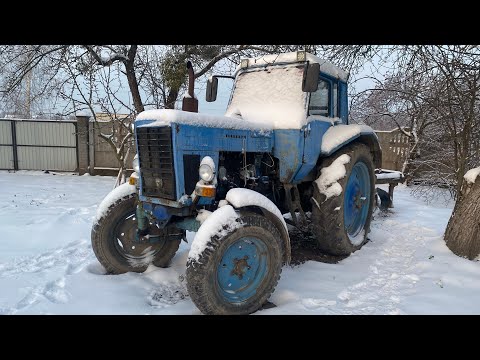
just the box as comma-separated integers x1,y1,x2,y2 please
136,109,273,131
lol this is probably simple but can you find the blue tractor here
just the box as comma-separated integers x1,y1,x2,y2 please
91,51,381,315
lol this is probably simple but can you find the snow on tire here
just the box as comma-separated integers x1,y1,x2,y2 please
91,194,181,274
311,143,375,256
186,211,284,315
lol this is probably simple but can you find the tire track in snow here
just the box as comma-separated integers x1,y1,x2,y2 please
0,239,92,278
333,218,425,314
0,239,93,313
144,247,191,309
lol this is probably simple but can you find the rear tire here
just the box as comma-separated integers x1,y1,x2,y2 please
91,194,181,274
311,143,375,256
186,212,284,315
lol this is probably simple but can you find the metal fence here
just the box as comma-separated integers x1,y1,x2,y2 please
0,119,78,171
0,121,13,169
0,117,409,174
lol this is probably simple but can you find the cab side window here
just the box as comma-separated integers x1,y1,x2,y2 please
309,79,329,117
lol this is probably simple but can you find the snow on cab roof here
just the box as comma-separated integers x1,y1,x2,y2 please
236,51,349,81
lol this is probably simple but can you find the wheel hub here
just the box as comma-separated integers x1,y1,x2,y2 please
216,236,269,303
230,255,251,280
114,213,166,258
354,193,367,209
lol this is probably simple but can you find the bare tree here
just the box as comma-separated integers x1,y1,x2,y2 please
0,45,283,184
344,45,480,200
326,45,480,255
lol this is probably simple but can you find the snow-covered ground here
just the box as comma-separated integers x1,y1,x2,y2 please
1,171,478,315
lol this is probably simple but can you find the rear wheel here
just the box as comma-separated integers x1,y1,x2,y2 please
311,143,375,255
91,194,182,274
186,212,284,315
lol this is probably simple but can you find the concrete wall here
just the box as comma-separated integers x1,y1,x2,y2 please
76,116,135,176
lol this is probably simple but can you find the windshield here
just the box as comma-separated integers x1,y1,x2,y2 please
225,64,308,129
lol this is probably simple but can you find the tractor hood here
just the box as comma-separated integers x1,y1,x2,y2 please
135,109,273,132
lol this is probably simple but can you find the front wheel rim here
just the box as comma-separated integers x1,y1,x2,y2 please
344,161,371,245
216,236,269,303
112,211,165,268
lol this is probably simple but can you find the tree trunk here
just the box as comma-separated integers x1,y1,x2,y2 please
444,173,480,259
125,46,144,113
125,61,144,113
165,87,179,109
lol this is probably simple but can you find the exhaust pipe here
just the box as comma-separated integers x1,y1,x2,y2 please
182,61,198,113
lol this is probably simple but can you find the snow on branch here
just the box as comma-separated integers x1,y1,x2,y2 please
84,45,128,66
464,167,480,185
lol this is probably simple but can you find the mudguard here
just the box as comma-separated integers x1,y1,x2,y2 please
188,188,291,264
320,124,382,168
225,188,291,264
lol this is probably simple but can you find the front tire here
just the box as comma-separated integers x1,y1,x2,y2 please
91,194,181,274
186,212,284,315
311,143,375,256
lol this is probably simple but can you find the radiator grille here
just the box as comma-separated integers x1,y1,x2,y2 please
136,126,176,200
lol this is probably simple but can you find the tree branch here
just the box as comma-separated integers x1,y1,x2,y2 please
83,45,128,66
194,45,250,78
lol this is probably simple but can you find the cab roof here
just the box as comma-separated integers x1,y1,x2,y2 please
236,51,349,81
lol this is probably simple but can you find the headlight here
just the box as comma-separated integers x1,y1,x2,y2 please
132,154,140,173
199,156,215,182
199,164,214,182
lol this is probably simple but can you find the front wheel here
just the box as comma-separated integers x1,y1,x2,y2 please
91,194,182,274
311,143,375,256
186,212,284,315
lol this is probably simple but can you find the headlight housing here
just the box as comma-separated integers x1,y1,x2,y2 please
199,156,215,183
132,154,140,173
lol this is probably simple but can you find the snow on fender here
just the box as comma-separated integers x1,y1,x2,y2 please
188,188,291,264
226,188,288,233
94,182,136,224
226,188,291,263
188,205,241,262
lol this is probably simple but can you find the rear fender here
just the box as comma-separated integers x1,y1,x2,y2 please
294,122,381,182
321,125,382,168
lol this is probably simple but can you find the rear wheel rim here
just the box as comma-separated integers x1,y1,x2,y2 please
344,161,371,245
216,236,269,303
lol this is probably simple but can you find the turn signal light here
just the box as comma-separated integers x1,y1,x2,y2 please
195,185,216,198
